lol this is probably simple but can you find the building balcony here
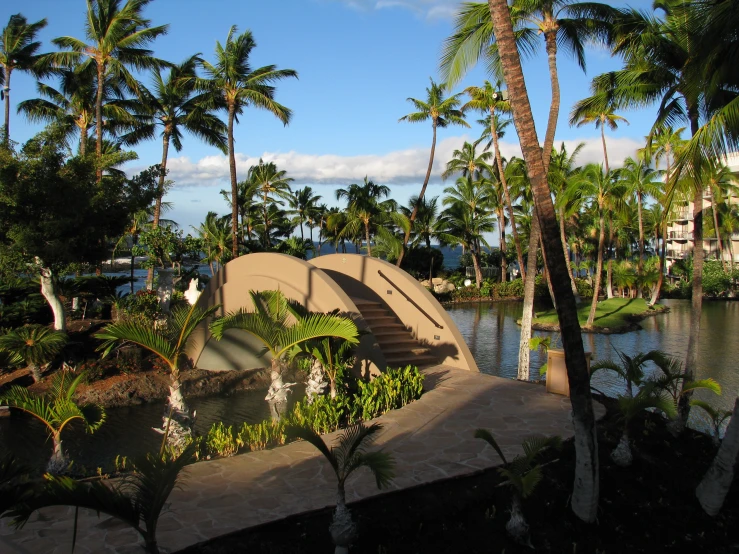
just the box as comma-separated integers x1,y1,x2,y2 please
666,250,690,260
668,231,693,240
670,208,693,221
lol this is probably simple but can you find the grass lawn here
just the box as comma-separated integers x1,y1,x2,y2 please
533,297,667,330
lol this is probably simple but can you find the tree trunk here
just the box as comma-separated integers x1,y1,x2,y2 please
491,112,524,280
47,435,69,474
696,397,739,515
3,68,11,145
39,265,66,332
587,215,606,328
712,190,726,272
559,206,580,302
29,363,42,383
228,103,239,259
398,120,437,266
506,493,531,547
155,374,193,452
517,212,540,382
365,221,372,257
79,122,87,156
471,249,483,288
650,219,667,306
498,205,507,282
330,486,357,554
95,62,104,183
486,0,598,524
637,192,645,275
611,427,632,468
606,218,614,299
682,185,703,425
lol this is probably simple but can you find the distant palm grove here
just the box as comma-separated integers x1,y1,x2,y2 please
1,0,739,531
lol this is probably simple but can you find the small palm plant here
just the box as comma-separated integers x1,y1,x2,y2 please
590,349,673,398
210,290,359,418
7,444,197,554
299,334,357,400
611,384,677,467
474,430,562,547
690,399,732,447
96,303,221,450
0,325,67,382
289,423,394,554
0,370,105,473
645,354,722,435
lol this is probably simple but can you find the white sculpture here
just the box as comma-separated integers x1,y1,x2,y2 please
184,278,201,306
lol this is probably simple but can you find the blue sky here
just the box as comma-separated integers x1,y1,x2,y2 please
3,0,657,235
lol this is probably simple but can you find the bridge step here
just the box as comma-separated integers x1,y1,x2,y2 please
351,297,438,368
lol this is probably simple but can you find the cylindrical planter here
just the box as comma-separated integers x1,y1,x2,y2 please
545,349,592,397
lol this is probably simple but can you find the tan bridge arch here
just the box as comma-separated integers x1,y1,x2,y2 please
186,252,478,375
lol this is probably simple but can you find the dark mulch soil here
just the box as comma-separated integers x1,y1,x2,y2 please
178,397,739,554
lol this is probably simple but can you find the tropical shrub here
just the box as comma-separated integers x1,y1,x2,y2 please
237,419,287,452
122,289,160,319
399,246,444,278
350,365,425,421
204,422,243,458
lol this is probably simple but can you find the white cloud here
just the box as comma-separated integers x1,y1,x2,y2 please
154,135,641,190
161,135,524,188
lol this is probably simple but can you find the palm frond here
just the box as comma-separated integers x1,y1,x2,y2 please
474,428,507,465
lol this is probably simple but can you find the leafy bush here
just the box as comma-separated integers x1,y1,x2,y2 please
399,247,444,279
575,278,594,299
122,289,160,319
204,422,243,458
703,260,732,296
204,365,425,458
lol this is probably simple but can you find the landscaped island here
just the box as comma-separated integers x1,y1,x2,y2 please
531,298,669,334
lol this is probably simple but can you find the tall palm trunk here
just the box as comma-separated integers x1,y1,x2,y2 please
364,220,372,257
147,130,173,288
228,103,239,258
79,121,88,156
650,219,667,306
681,111,703,427
498,204,507,282
711,190,726,271
486,0,598,523
491,114,524,279
471,248,483,288
696,397,739,515
587,215,606,327
637,192,645,272
559,206,580,302
606,217,614,299
516,26,559,382
95,62,104,183
3,67,11,145
398,121,437,266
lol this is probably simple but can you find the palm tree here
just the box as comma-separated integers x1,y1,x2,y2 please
397,78,468,265
442,141,492,180
209,290,359,419
9,444,196,554
550,141,585,300
336,177,393,257
591,349,673,399
438,183,495,288
0,370,105,473
122,54,227,230
47,0,168,182
96,303,221,449
482,0,600,523
578,1,715,427
610,385,676,467
465,81,526,279
0,13,47,146
0,325,67,383
248,159,294,248
618,156,662,274
193,211,232,275
288,186,322,241
201,26,297,258
475,429,561,545
564,164,623,327
298,335,355,399
17,68,100,155
569,103,628,173
703,160,739,271
289,423,394,554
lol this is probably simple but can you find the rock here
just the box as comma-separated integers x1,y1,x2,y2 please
434,281,455,294
420,279,431,287
431,277,444,285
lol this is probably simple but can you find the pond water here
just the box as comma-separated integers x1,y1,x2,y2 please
446,298,739,432
2,299,736,470
0,386,305,473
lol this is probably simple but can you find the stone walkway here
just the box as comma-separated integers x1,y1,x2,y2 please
0,366,605,553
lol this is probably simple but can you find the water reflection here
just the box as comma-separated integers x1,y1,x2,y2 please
446,299,738,428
